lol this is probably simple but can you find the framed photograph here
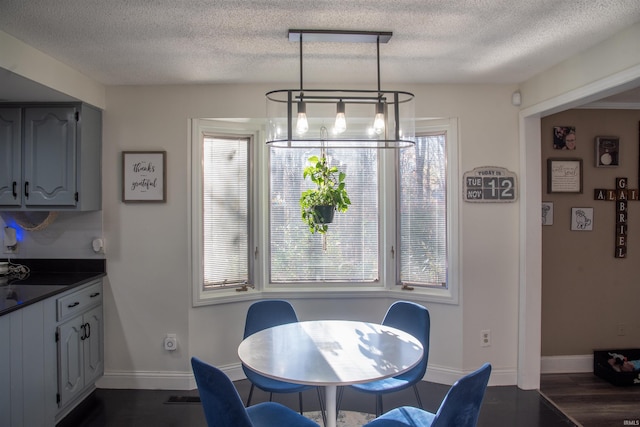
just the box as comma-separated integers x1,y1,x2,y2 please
122,151,166,202
595,136,619,167
553,126,576,150
547,158,582,193
541,202,553,226
571,207,593,231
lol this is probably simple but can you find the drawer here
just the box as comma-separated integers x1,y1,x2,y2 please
57,281,103,322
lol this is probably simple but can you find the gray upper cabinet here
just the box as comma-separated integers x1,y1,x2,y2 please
0,103,102,211
0,108,22,206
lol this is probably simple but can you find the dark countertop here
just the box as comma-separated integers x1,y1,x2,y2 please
0,259,106,317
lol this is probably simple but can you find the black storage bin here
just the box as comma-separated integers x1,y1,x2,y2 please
593,348,640,386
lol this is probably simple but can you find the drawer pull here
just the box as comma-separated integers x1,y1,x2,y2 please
67,301,80,308
90,292,101,298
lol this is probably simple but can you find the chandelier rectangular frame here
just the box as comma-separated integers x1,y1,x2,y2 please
265,29,415,149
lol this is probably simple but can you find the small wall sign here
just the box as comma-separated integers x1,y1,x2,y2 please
463,167,518,203
122,151,167,203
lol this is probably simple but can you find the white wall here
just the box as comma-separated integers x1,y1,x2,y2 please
99,83,520,389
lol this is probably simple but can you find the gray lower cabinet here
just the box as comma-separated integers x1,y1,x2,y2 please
0,103,102,211
57,304,104,409
56,280,104,420
0,279,103,427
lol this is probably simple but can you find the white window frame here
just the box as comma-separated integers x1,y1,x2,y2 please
387,118,459,304
189,118,459,305
190,119,263,306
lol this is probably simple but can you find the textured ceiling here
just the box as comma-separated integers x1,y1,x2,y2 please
0,0,640,87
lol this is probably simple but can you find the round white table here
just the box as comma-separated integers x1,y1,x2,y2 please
238,320,423,427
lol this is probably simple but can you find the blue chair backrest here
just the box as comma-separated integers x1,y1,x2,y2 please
191,356,254,427
243,299,299,338
382,301,430,381
431,363,492,427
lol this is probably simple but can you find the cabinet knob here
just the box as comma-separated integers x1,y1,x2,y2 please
24,182,29,198
12,181,17,198
67,301,80,308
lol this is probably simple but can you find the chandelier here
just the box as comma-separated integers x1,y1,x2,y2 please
266,29,415,149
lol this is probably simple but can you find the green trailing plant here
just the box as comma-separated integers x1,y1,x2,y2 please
300,155,350,234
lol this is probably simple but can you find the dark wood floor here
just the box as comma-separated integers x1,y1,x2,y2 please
540,373,640,427
61,376,575,427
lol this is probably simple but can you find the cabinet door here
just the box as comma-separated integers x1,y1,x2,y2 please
83,306,104,384
23,107,77,207
0,108,22,206
57,316,84,408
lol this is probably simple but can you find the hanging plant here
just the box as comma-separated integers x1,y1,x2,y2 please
300,155,350,234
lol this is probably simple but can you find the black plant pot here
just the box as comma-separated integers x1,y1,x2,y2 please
314,205,335,224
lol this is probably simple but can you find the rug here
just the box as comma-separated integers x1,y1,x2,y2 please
304,411,376,427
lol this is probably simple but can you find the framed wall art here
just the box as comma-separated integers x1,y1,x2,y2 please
122,151,167,203
595,136,619,167
547,158,582,193
553,126,576,150
571,207,593,231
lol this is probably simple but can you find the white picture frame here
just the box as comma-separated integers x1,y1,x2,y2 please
571,207,593,231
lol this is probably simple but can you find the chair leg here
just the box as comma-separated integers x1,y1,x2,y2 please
376,394,383,417
298,392,304,415
269,392,273,402
317,387,327,427
412,384,423,409
336,386,343,415
246,384,255,406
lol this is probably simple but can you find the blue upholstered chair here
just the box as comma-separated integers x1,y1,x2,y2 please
346,301,430,416
243,300,323,416
363,363,492,427
191,357,320,427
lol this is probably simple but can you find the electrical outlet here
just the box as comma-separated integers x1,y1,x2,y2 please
481,329,491,347
3,227,18,254
617,323,626,336
164,334,178,351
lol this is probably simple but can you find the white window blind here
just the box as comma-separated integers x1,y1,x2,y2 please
399,133,447,287
270,148,379,282
202,135,249,288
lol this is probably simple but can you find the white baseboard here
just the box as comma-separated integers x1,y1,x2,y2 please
97,362,519,390
96,364,245,390
541,354,592,374
425,363,516,386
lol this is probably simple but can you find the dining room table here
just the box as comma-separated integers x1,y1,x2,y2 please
237,319,424,427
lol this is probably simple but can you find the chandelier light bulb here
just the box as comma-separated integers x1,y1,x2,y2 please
373,102,385,135
296,101,308,135
334,101,346,134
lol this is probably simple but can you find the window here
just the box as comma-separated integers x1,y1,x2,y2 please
269,148,379,283
191,118,458,304
190,120,257,305
202,135,250,289
399,133,448,288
